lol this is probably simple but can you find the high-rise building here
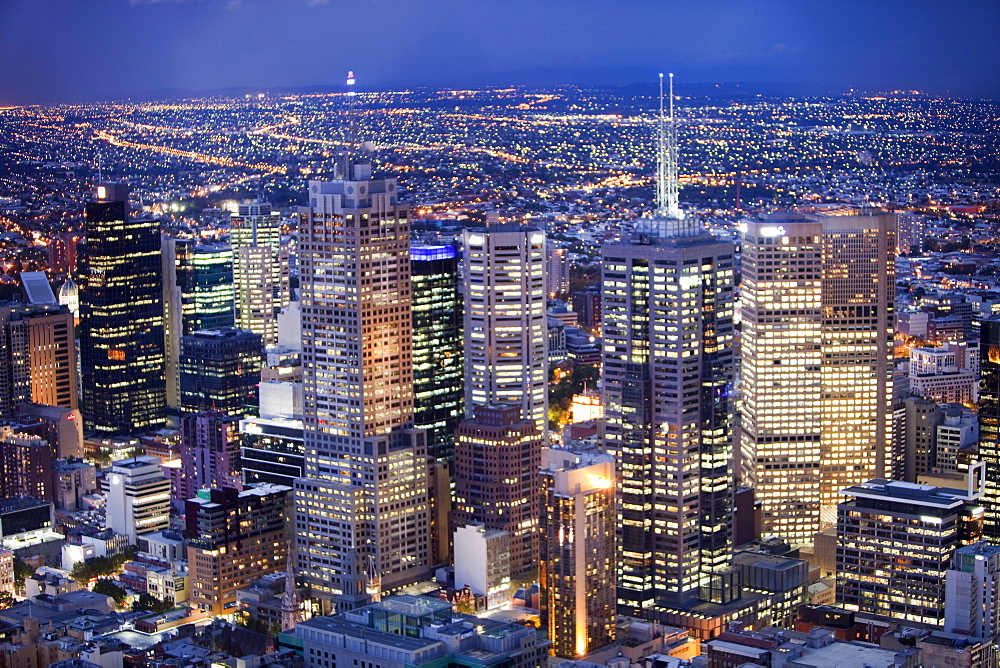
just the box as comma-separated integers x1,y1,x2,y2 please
836,479,983,625
0,302,77,416
185,484,291,615
944,540,1000,640
739,208,895,537
453,523,510,611
462,223,548,434
48,233,81,275
602,74,735,614
981,316,1000,539
539,447,616,659
162,239,237,409
547,245,570,297
293,158,430,611
80,183,166,434
231,202,289,348
179,411,243,500
178,327,262,417
451,403,542,577
102,456,171,544
411,244,464,464
0,426,54,502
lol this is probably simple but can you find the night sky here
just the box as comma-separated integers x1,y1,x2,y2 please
2,0,999,104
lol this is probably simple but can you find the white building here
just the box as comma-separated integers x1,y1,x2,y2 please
453,523,510,610
102,456,171,544
944,541,1000,640
231,201,290,347
462,223,548,435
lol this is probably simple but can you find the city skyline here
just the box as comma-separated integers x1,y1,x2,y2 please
1,0,999,104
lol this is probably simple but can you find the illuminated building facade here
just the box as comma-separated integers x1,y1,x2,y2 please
102,456,171,545
231,201,289,348
185,484,291,615
451,403,542,577
547,245,570,297
80,183,166,434
836,479,983,625
539,447,616,658
411,244,463,463
979,316,1000,539
179,411,243,500
163,239,236,408
0,303,77,416
740,209,895,538
601,217,736,613
179,327,262,417
294,159,430,611
462,223,548,435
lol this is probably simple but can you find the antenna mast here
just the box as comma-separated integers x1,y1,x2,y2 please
345,70,357,164
665,73,682,220
656,73,668,218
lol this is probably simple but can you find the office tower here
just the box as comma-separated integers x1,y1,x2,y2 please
411,244,464,464
241,304,305,488
739,209,895,537
163,239,237,409
102,456,171,544
0,427,53,502
451,404,542,577
979,315,1000,539
601,74,735,615
179,411,243,500
178,327,262,417
892,396,946,482
836,479,983,625
453,524,511,611
231,201,289,347
571,287,602,332
944,541,1000,640
539,447,616,658
52,459,96,512
462,223,548,434
547,245,570,297
80,183,166,434
0,302,77,416
185,484,291,615
294,158,430,611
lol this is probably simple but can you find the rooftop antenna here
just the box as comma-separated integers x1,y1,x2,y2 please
662,72,682,220
97,151,103,183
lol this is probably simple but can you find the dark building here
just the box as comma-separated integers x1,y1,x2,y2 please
981,315,1000,539
179,411,243,500
240,416,304,488
410,244,464,464
80,183,166,434
0,428,54,502
179,327,262,417
450,403,542,577
571,286,602,330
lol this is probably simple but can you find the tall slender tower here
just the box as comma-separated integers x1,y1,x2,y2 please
231,202,289,347
461,222,548,434
978,316,1000,539
293,154,430,612
602,75,736,613
80,183,166,434
739,207,895,538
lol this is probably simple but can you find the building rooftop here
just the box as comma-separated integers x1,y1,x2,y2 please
787,641,907,668
371,594,452,618
299,615,440,652
839,478,971,509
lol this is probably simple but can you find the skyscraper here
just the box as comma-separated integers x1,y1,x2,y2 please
462,222,548,434
293,157,430,611
539,447,616,658
978,315,1000,539
410,244,464,463
179,327,263,417
0,302,77,416
601,74,735,612
163,239,236,409
231,201,289,348
739,208,895,537
179,410,243,500
451,403,542,577
80,183,166,434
